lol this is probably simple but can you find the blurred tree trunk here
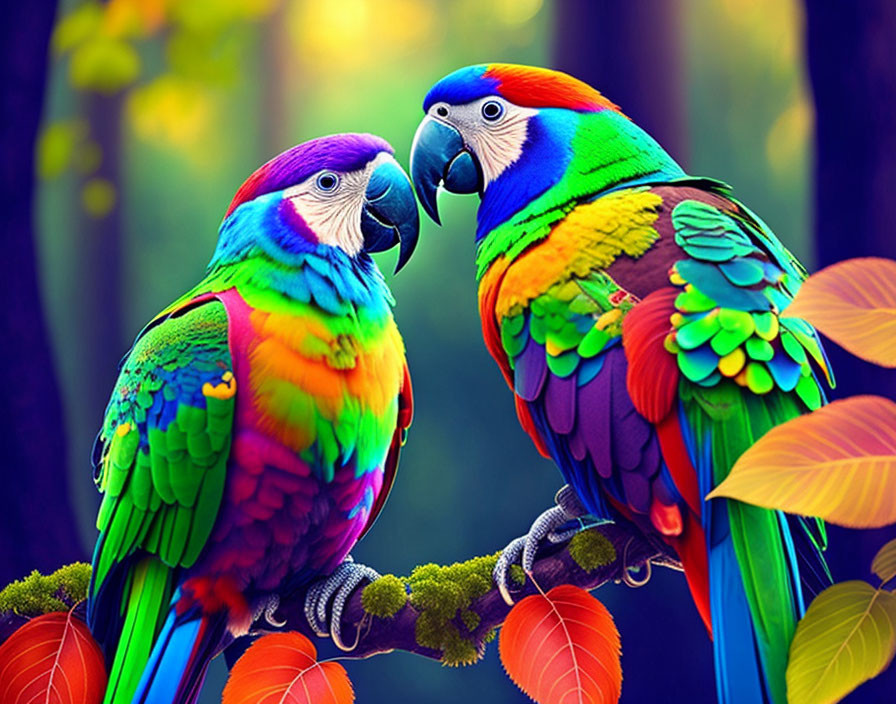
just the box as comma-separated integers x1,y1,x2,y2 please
79,93,125,431
552,0,688,165
806,1,896,401
806,5,896,702
0,0,85,585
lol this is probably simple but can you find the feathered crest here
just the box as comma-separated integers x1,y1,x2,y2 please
485,64,622,113
224,133,392,218
423,63,622,114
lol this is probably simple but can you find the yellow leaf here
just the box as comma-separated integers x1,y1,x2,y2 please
787,581,896,704
82,178,116,218
784,257,896,368
103,0,167,38
52,2,103,54
127,76,211,147
707,396,896,528
494,0,543,25
70,38,140,93
872,538,896,585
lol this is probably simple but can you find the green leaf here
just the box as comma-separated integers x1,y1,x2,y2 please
787,581,896,704
52,2,103,54
70,38,141,93
166,29,242,86
36,121,84,180
872,538,896,586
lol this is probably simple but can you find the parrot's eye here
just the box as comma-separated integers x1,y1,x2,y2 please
316,172,340,192
481,100,504,121
435,105,449,118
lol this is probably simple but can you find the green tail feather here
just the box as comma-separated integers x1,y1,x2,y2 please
726,504,795,704
686,382,809,704
104,558,172,704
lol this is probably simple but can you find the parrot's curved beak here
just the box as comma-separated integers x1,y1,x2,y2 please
362,159,420,273
410,116,482,225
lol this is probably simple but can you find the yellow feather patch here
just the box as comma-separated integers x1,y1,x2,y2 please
719,348,747,377
202,371,236,399
487,190,662,318
595,308,623,331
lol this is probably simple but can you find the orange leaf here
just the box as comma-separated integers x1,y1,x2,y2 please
0,609,106,704
222,631,354,704
499,584,622,704
707,395,896,528
783,257,896,368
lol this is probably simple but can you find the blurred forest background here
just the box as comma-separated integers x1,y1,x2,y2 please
3,0,896,702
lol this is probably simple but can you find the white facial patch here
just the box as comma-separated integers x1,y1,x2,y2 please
282,151,396,257
428,97,537,185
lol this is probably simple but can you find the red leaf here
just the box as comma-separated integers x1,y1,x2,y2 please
499,585,622,704
0,609,106,704
222,631,354,704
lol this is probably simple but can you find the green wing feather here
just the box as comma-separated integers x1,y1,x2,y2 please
93,300,235,588
668,198,832,702
668,199,831,404
89,299,235,704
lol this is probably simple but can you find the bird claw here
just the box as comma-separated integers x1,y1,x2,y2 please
493,486,606,606
554,484,587,518
249,594,287,634
304,556,381,651
494,504,572,606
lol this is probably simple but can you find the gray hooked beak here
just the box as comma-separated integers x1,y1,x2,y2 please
362,160,420,273
410,116,482,225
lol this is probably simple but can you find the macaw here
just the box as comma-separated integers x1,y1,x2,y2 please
410,64,831,704
87,134,417,704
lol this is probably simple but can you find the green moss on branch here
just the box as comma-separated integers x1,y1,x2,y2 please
360,552,502,666
0,562,92,616
568,529,617,572
361,574,407,618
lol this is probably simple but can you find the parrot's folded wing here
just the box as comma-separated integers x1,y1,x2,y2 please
90,297,235,599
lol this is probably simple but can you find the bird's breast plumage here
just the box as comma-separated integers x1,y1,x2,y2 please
196,283,405,592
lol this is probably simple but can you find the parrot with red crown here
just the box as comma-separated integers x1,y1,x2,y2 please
410,64,832,704
87,133,417,704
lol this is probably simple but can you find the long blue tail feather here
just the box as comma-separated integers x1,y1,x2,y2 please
133,594,229,704
709,525,770,704
680,401,778,704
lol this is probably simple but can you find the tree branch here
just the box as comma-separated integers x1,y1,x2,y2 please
1,524,680,670
252,521,680,664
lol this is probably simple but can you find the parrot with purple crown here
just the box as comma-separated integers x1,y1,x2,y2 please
410,64,832,704
87,133,417,704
